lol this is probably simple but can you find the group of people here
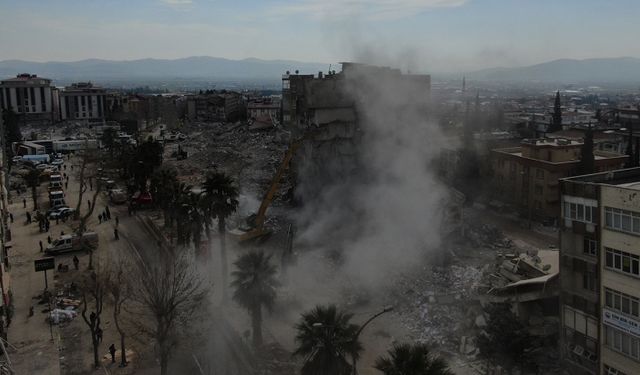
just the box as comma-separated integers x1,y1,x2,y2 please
97,204,111,223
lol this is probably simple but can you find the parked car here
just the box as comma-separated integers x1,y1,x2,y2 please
48,207,75,219
51,159,64,166
109,189,127,204
35,163,51,170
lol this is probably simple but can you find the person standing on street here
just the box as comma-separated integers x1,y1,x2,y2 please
39,240,43,252
22,198,26,208
9,213,13,223
73,256,79,270
87,200,91,209
105,206,111,220
109,344,116,363
98,214,102,224
47,235,51,244
114,228,119,240
115,216,119,227
26,212,31,224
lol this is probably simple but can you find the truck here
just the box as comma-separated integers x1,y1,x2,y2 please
45,232,99,255
20,154,50,165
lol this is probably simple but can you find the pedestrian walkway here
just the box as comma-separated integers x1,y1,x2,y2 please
6,189,62,375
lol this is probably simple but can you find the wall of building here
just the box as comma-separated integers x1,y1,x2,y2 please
599,185,640,373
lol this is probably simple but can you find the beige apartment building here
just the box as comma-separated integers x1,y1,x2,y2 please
492,138,627,223
560,168,640,375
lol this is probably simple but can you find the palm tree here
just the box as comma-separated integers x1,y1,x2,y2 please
25,168,41,209
202,171,239,301
173,183,194,246
150,167,179,227
231,251,279,348
294,304,363,375
185,191,205,250
374,343,454,375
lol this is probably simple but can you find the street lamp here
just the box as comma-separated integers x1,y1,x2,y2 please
310,305,394,375
352,305,394,375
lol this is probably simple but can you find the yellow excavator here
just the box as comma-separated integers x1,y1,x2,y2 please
231,137,304,243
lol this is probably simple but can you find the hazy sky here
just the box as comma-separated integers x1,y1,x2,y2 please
1,0,639,72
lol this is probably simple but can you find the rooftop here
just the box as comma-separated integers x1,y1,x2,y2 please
1,73,51,84
562,167,640,186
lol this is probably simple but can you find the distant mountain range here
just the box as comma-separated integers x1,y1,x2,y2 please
467,57,640,83
1,56,640,85
0,56,328,83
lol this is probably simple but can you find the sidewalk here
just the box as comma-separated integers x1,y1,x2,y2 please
7,188,61,375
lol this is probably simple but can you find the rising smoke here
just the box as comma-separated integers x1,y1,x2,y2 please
292,61,452,294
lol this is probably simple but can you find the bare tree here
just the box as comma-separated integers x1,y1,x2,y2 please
73,145,100,224
108,258,132,367
131,250,206,375
78,269,110,369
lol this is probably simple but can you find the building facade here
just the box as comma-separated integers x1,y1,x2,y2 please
560,168,640,375
0,74,55,125
60,82,107,121
247,98,280,121
492,139,627,222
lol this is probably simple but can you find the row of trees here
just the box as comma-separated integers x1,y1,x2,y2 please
78,251,205,375
149,167,239,299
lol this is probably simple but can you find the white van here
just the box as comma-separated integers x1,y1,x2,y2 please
45,232,99,254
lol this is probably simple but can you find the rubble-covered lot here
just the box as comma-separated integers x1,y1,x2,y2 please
163,122,290,197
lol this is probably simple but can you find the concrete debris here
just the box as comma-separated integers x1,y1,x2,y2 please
464,223,513,249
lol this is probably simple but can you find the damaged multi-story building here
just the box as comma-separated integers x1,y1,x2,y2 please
281,62,431,198
560,167,640,375
492,138,627,224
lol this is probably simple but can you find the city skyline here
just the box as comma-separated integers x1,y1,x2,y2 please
2,0,640,72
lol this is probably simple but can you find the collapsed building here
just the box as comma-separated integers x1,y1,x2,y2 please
281,62,431,199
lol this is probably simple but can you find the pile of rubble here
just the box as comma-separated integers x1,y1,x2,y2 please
464,223,513,249
390,264,486,351
168,122,290,199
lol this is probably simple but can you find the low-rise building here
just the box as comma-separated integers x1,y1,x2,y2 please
492,138,627,222
560,168,640,375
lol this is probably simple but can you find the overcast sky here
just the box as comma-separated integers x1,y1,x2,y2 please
1,0,639,72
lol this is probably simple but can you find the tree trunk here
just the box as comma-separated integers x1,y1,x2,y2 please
120,333,127,366
160,352,169,375
252,305,263,348
74,157,87,220
31,186,38,210
219,218,228,301
92,335,100,368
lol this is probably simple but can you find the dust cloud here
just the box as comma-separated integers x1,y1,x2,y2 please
292,58,451,293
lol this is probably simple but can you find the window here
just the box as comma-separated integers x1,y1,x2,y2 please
564,306,598,339
583,238,597,256
605,207,640,235
282,79,290,89
605,288,640,319
604,325,640,360
535,168,544,179
582,271,597,292
534,185,543,195
604,364,627,375
564,201,597,224
605,247,640,277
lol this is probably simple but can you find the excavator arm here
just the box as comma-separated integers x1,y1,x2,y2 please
235,138,303,242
